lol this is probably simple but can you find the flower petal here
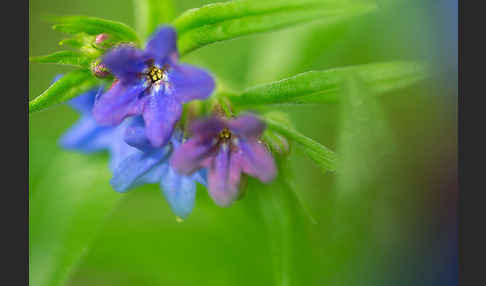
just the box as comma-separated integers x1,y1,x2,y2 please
108,138,138,172
102,45,148,80
136,162,169,185
59,116,114,153
238,139,276,182
191,168,208,187
189,117,225,138
144,26,178,63
169,64,215,103
170,136,217,176
142,90,182,147
108,120,139,171
228,114,265,139
207,145,242,207
93,81,146,126
123,116,156,152
110,148,170,193
160,166,197,219
67,88,98,114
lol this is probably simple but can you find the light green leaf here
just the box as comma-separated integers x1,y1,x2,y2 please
59,37,84,49
335,74,398,194
29,69,99,114
263,113,338,173
133,0,175,41
231,61,428,107
29,153,122,286
173,0,377,56
30,51,93,68
251,169,314,286
52,16,140,44
321,75,400,284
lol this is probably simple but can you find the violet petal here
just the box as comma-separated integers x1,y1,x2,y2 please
93,81,146,126
169,64,215,103
142,89,182,147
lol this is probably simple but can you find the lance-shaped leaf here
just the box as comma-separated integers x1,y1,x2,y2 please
133,0,175,41
173,0,377,56
231,61,428,107
320,74,400,284
52,16,140,44
30,51,93,68
29,69,99,114
263,112,338,173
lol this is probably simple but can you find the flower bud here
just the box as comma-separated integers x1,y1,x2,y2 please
91,60,110,78
264,132,290,155
95,33,109,45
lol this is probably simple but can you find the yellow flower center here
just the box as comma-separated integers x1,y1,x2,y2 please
218,128,232,141
147,65,164,83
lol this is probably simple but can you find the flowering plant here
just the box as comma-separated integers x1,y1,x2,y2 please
29,1,431,285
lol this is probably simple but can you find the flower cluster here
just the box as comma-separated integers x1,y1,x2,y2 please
60,26,276,219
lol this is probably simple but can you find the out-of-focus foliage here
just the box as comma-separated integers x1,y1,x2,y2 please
173,0,377,55
231,61,428,106
52,16,140,43
30,51,93,68
133,0,176,40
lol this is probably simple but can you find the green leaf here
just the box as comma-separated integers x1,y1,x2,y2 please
335,74,398,194
133,0,175,41
29,69,99,114
249,150,318,285
30,51,93,68
30,153,122,286
173,0,377,56
230,61,428,107
322,74,400,284
52,16,140,44
263,112,338,173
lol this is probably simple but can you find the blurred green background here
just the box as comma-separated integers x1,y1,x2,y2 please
29,0,458,285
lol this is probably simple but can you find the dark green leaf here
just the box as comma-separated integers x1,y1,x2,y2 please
52,16,140,44
133,0,175,40
30,51,93,68
173,0,377,56
263,112,338,173
231,61,428,107
29,69,99,114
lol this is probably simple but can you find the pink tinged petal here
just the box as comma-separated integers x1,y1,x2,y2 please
170,136,217,176
207,145,242,207
238,139,277,183
189,116,225,138
169,64,215,103
228,113,266,139
142,89,182,147
144,26,178,62
92,81,146,126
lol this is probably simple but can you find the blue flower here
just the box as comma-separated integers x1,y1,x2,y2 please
59,79,206,219
93,26,215,148
111,117,207,219
59,82,137,170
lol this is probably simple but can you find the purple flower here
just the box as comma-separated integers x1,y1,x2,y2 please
111,117,207,218
93,26,215,148
59,78,206,218
170,114,277,207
